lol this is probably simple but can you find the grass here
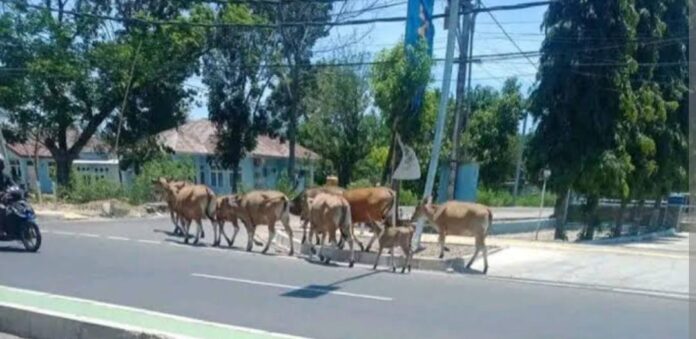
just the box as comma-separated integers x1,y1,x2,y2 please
476,187,557,207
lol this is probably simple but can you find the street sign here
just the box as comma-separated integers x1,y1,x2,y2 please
393,135,421,180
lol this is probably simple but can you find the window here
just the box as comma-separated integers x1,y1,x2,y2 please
9,160,21,181
211,170,223,187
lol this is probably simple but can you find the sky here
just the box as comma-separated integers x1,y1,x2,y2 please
188,0,548,120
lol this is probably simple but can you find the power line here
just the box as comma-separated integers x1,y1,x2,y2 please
480,1,538,68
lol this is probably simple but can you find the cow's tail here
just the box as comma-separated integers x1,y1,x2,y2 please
205,189,217,222
486,208,493,235
339,203,352,239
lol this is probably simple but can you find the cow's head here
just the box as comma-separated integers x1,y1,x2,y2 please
225,195,242,211
411,196,433,223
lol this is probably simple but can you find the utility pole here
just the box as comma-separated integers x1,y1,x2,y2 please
512,111,528,203
413,0,459,250
446,0,475,200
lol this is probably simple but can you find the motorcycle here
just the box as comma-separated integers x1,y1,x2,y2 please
0,185,41,252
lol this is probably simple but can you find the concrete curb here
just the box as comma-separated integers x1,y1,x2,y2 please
0,304,170,339
582,228,679,245
273,230,502,274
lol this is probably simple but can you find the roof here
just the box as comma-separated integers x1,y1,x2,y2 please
156,119,320,160
7,130,107,158
73,159,119,165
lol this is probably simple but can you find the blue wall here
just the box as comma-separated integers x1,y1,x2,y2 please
437,163,479,203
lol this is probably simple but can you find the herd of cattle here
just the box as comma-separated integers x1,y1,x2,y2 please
152,178,493,274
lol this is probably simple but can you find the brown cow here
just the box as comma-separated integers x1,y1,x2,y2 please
215,195,264,248
289,186,345,245
152,178,188,236
227,190,294,255
154,178,217,245
306,193,356,267
373,225,415,273
343,187,397,252
412,197,492,274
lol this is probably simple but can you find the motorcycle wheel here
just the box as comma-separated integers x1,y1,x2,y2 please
20,221,41,252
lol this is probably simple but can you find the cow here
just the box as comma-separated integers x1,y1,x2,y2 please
305,193,356,267
342,187,397,252
411,197,492,274
227,190,294,256
154,178,217,245
373,225,415,273
214,195,264,248
289,186,346,245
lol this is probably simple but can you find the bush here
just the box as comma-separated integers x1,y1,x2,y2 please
477,187,556,207
63,171,126,203
347,178,373,189
274,172,295,198
399,189,419,206
128,156,195,204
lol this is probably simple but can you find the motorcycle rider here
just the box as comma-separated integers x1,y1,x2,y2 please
0,154,16,235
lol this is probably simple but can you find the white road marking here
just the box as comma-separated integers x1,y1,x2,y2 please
107,236,130,241
191,273,393,302
137,239,160,245
52,231,76,236
79,233,100,238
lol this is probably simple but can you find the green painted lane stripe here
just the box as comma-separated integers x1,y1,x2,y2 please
0,285,305,339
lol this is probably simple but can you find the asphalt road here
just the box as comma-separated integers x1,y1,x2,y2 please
0,217,689,339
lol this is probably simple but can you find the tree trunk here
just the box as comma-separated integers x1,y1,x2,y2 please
55,154,73,193
231,167,239,193
630,199,645,235
581,195,599,240
612,199,627,237
553,188,569,240
337,163,351,188
380,132,396,186
33,150,42,204
648,196,662,232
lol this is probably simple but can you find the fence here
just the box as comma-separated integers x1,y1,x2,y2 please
566,202,693,236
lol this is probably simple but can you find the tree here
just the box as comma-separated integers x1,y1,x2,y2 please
203,4,271,192
265,1,333,181
528,0,639,240
0,1,208,188
464,78,525,187
370,41,432,184
299,62,374,186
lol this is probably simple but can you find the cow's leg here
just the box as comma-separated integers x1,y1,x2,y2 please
400,243,410,274
212,219,220,246
170,210,182,236
364,222,383,252
373,243,384,270
300,219,309,244
482,239,489,274
347,225,355,268
438,231,447,259
318,232,327,263
280,211,294,256
262,221,276,254
226,220,239,247
308,225,316,256
466,236,483,270
182,219,191,244
390,244,396,272
193,219,203,245
245,223,256,252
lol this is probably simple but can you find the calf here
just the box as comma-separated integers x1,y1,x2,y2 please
343,187,397,252
412,197,492,274
152,178,188,236
227,190,294,255
372,225,414,273
306,193,356,267
290,186,345,245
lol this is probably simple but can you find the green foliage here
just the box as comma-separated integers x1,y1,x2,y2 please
61,172,126,204
463,78,525,187
203,4,271,193
128,156,195,204
274,172,295,198
477,188,557,208
399,189,419,206
299,61,374,186
347,179,374,189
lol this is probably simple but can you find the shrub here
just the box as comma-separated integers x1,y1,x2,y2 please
274,172,295,198
477,187,556,207
63,171,126,203
399,189,419,206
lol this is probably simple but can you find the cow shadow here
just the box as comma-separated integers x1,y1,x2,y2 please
0,245,32,253
281,270,383,300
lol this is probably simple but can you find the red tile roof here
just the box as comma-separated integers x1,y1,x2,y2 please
7,130,107,158
156,119,319,160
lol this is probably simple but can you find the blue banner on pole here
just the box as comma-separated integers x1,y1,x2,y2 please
404,0,435,119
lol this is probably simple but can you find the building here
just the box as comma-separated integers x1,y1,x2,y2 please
5,131,123,194
156,119,320,194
